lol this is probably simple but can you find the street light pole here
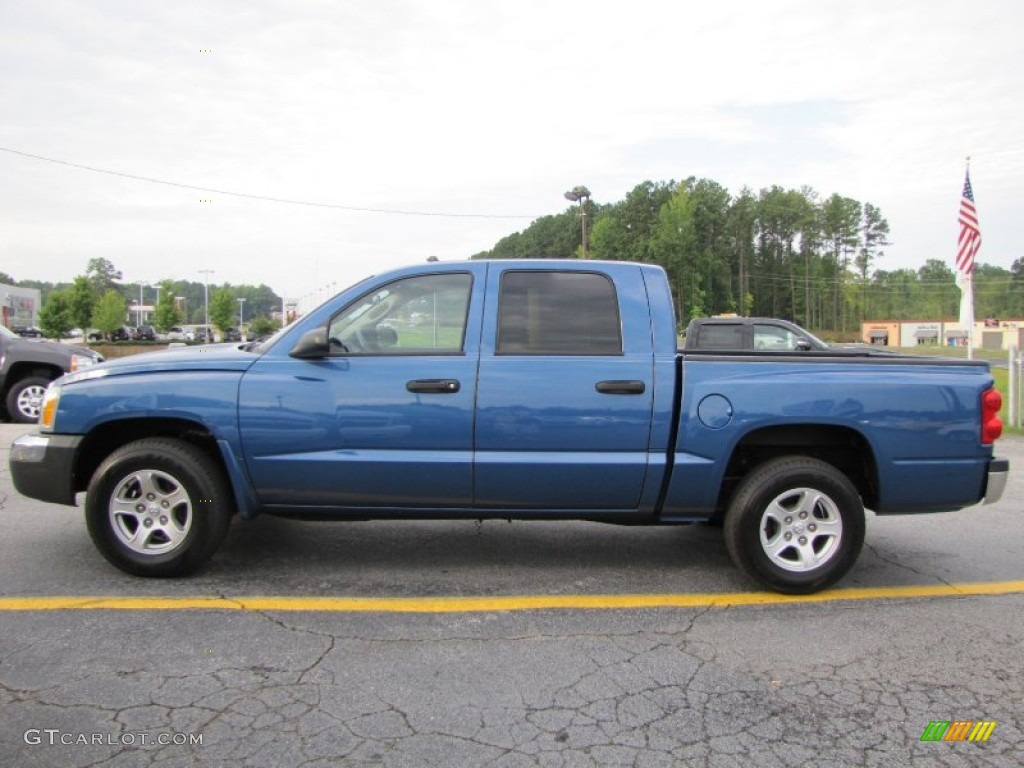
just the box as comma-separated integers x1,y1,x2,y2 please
199,270,214,340
137,282,149,326
237,297,246,336
563,185,592,259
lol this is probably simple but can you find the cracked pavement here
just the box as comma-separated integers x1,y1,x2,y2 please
1,425,1022,766
2,599,1022,767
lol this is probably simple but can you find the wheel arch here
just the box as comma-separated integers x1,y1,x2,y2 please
716,423,879,517
2,363,63,400
74,418,228,496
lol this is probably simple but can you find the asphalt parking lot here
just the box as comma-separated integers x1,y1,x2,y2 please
1,422,1022,767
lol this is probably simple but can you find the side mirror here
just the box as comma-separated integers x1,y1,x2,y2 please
289,328,329,359
795,339,812,351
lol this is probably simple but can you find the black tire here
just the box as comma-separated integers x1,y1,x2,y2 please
85,439,234,576
5,375,53,424
724,456,865,594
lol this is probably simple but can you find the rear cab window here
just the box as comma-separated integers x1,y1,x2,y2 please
694,323,744,350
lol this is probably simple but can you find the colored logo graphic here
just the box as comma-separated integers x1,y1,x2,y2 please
920,721,997,742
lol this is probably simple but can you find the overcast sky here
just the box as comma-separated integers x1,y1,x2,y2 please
2,0,1022,306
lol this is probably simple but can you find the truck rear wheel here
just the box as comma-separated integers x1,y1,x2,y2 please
724,456,865,594
85,439,233,576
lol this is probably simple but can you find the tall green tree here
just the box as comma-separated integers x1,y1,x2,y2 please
86,258,123,296
967,262,1014,320
689,179,733,315
916,259,958,319
857,203,891,279
726,188,758,315
650,183,699,319
209,289,236,333
821,194,862,331
92,290,127,338
854,203,890,320
755,186,810,319
794,186,825,328
68,276,97,331
39,290,74,339
590,180,677,263
153,280,182,332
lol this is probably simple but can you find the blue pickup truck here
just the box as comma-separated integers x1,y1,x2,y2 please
9,260,1008,593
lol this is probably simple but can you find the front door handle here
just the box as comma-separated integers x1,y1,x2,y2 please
595,380,646,395
407,379,461,394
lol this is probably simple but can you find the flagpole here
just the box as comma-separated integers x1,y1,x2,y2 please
966,274,973,361
966,156,974,361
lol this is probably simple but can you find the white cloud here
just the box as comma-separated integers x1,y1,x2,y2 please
2,0,1022,297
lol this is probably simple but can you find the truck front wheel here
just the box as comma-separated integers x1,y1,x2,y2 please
6,375,52,423
85,439,233,576
724,457,865,594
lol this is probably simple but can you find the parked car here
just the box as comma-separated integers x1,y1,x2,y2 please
223,327,242,342
165,327,187,341
109,326,135,342
186,326,213,343
88,328,131,342
11,325,43,338
135,325,157,341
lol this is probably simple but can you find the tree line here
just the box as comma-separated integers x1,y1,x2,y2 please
5,258,282,340
472,179,1024,336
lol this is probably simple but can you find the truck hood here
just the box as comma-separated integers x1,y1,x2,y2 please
60,343,260,384
7,336,100,361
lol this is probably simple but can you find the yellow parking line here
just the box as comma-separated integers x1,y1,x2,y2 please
0,580,1022,613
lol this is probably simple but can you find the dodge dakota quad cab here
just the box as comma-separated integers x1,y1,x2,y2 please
9,260,1008,593
0,324,103,423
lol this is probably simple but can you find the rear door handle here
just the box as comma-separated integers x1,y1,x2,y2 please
407,379,461,394
595,380,646,395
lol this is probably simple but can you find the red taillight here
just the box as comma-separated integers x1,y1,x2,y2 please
982,387,1002,445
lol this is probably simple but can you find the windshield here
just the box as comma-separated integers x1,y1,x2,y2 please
801,328,831,349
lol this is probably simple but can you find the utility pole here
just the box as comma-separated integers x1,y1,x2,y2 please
563,186,592,259
199,270,214,341
137,282,149,326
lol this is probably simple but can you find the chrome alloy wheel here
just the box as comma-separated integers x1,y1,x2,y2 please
15,383,47,420
109,469,193,555
758,487,843,572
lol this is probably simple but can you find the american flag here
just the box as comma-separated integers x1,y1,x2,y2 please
956,170,981,276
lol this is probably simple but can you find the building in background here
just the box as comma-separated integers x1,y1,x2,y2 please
0,284,42,328
863,322,900,346
862,319,1024,350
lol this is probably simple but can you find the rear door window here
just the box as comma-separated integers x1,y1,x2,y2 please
496,271,622,355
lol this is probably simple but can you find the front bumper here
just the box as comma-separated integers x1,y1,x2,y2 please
9,432,82,506
983,457,1009,505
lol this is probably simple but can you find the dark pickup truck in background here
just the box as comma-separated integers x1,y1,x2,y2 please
0,325,103,423
683,316,831,352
